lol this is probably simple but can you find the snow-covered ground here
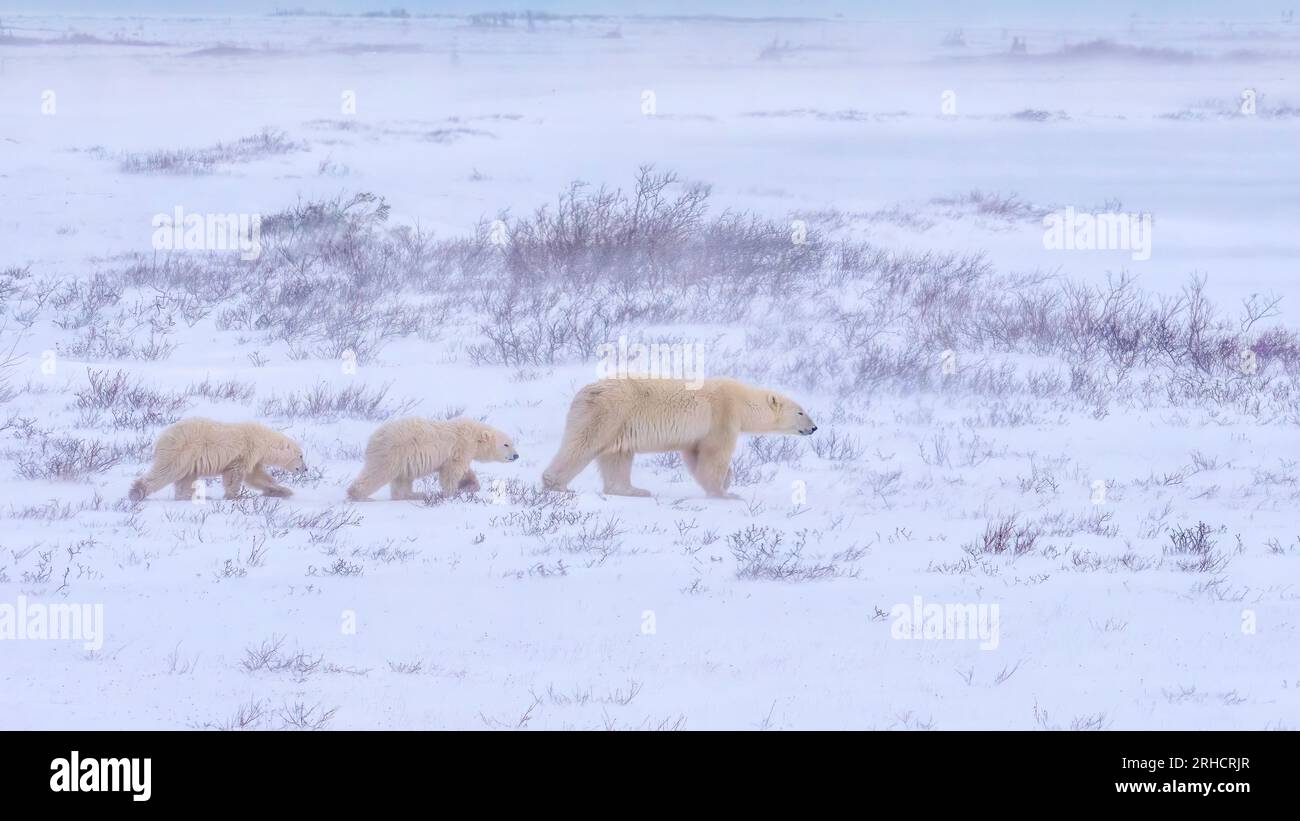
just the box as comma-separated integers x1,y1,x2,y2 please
1,9,1298,730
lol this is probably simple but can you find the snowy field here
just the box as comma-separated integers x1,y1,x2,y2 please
1,8,1299,730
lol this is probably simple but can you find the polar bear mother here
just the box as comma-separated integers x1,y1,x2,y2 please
543,378,816,499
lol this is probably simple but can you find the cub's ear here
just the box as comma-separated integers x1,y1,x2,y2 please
768,393,782,411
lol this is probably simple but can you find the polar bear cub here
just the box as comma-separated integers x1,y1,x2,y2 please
346,417,519,501
129,417,307,501
542,378,816,499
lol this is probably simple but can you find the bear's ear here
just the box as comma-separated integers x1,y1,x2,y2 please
478,429,492,443
768,393,782,411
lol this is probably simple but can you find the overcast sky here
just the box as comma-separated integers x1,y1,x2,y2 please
6,1,1293,22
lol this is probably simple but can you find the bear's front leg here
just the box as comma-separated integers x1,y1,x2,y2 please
249,464,293,498
222,467,246,500
693,437,742,500
438,458,472,496
597,451,650,497
458,468,481,494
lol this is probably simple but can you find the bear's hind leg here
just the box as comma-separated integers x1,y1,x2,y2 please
543,444,599,491
597,451,650,497
346,462,394,502
130,462,183,501
390,474,419,500
173,471,200,501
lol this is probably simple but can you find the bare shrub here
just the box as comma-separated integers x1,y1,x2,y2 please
277,701,339,730
730,526,852,581
747,436,804,465
809,429,862,461
13,435,140,481
60,321,176,362
183,377,255,403
116,128,303,174
966,516,1042,558
0,315,20,404
258,382,415,421
1163,522,1229,573
15,171,1300,414
241,634,324,678
75,368,188,430
308,558,364,577
727,451,776,488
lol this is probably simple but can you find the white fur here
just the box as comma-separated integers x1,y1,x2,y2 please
346,417,518,501
129,417,305,501
542,378,816,498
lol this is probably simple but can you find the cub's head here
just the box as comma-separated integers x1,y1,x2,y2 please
475,426,520,463
764,392,817,436
267,434,307,471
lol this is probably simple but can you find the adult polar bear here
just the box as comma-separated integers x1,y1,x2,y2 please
543,378,817,499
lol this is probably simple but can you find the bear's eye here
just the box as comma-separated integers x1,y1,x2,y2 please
797,412,804,416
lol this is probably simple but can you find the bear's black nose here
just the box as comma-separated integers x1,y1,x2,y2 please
511,454,520,461
810,426,818,433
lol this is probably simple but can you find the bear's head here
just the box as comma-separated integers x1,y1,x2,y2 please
267,434,307,472
476,426,520,462
763,392,817,436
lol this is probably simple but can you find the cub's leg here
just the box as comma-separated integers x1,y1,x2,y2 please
438,457,472,495
692,435,741,500
458,468,481,493
222,467,246,500
390,474,418,501
347,461,396,502
597,451,650,497
248,464,292,498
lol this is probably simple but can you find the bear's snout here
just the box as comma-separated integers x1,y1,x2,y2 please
510,453,520,461
800,425,818,436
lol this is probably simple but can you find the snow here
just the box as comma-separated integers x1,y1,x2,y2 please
0,9,1298,730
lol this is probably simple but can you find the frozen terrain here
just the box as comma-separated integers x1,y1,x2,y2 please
1,8,1298,730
